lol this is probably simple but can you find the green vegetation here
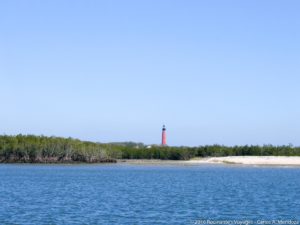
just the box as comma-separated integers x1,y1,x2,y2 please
0,135,115,163
0,135,299,163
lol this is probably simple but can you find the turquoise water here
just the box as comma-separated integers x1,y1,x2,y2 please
0,164,299,224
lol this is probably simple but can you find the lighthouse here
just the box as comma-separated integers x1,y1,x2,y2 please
162,125,167,146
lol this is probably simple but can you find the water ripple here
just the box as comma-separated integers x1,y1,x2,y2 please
0,165,299,224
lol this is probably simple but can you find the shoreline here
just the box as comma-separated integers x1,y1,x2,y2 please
119,156,300,167
1,156,300,167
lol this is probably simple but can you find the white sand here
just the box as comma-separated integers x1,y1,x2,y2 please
120,156,300,166
188,156,300,166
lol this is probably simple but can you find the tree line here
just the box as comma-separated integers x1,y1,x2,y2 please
0,135,299,163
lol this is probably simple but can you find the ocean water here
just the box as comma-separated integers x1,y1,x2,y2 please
0,164,299,225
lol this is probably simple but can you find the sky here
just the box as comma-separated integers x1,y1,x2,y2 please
1,0,300,146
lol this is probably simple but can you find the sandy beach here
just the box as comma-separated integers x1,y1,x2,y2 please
188,156,300,166
120,156,300,166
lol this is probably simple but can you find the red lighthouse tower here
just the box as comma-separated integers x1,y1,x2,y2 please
162,125,167,146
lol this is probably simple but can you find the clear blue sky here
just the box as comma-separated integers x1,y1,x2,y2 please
1,0,300,146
